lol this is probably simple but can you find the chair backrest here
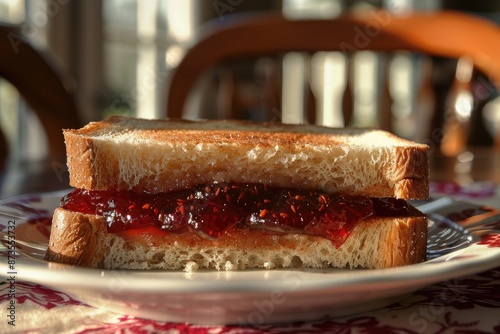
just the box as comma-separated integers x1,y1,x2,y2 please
0,24,81,169
165,10,500,151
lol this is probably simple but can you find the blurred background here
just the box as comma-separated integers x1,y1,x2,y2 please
0,0,500,185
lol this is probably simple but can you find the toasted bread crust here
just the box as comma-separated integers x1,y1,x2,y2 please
64,116,429,199
45,207,427,270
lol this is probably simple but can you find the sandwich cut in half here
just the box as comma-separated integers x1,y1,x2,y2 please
45,116,429,271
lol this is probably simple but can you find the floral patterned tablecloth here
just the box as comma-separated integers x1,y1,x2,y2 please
1,182,500,334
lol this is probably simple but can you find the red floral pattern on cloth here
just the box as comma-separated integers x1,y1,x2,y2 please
0,281,82,309
429,181,497,198
2,269,500,333
478,233,500,248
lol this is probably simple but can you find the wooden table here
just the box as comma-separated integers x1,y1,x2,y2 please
430,147,500,184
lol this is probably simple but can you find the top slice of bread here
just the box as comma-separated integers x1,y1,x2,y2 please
64,116,429,199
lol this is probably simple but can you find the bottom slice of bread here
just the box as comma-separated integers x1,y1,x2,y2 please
45,207,428,270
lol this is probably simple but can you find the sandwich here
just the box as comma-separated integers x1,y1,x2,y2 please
45,116,429,271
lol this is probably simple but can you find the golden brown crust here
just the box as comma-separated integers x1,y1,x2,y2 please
63,116,429,199
45,207,427,270
64,133,95,190
45,208,107,267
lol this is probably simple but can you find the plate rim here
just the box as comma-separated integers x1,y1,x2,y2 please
2,190,500,296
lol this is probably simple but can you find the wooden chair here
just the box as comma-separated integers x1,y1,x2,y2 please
0,24,82,196
165,10,500,152
0,24,81,170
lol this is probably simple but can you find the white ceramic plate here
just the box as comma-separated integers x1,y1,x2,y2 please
1,190,500,325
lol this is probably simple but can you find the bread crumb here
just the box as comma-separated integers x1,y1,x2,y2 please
224,261,235,271
184,261,199,272
264,261,274,269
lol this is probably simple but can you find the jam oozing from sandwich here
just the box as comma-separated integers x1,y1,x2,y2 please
61,183,410,247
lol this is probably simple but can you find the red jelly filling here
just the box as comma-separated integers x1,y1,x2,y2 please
61,183,410,247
